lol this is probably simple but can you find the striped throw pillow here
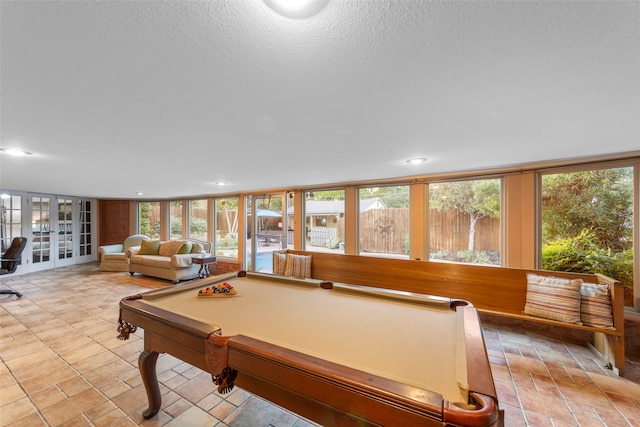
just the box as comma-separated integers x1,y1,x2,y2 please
580,282,614,329
524,273,583,324
273,252,287,275
284,254,312,278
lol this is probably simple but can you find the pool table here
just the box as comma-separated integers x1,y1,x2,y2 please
118,271,502,427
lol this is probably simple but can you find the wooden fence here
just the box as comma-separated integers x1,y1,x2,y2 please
429,209,500,254
359,208,409,254
360,208,500,255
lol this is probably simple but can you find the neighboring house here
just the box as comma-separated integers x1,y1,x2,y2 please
287,198,387,246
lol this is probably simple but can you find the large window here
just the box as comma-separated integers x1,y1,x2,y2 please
215,197,238,258
304,189,345,253
188,199,208,240
428,178,501,265
170,201,183,239
286,192,294,250
358,185,410,258
138,201,160,239
1,194,22,254
540,166,634,306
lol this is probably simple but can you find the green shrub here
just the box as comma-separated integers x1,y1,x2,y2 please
216,234,238,249
542,229,633,288
326,237,340,249
170,217,182,237
429,250,500,265
189,217,207,236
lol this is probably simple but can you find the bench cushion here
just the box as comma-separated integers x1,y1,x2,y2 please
524,273,583,325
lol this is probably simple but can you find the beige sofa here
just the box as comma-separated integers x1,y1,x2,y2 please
99,234,150,272
128,238,212,283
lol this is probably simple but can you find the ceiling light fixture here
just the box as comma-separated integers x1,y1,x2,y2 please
0,148,33,156
263,0,328,18
135,192,144,196
406,157,428,165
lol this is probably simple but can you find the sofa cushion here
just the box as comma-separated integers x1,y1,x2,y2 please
139,239,160,255
284,254,312,278
140,255,172,268
524,273,582,325
103,253,126,261
177,242,193,254
159,240,185,257
123,234,150,252
190,242,204,254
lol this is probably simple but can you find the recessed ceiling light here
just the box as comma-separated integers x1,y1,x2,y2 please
135,192,144,196
214,181,227,186
263,0,328,18
0,148,33,156
406,157,428,165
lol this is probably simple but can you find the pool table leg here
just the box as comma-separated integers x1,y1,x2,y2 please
139,350,161,419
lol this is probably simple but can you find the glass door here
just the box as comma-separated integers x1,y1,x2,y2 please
247,195,285,273
30,195,54,271
55,198,75,267
0,194,26,274
77,200,94,262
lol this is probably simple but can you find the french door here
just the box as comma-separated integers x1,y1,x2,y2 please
56,198,75,267
29,194,95,271
30,195,54,271
246,194,287,273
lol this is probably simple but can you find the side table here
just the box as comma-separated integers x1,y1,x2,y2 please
192,255,217,279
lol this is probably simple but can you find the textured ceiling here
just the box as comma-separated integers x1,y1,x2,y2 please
1,0,639,199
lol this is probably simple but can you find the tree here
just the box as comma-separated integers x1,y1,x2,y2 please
360,186,410,208
541,168,633,252
429,179,500,251
216,198,238,237
306,190,344,201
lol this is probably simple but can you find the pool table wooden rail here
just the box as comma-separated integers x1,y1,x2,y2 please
280,250,625,375
206,333,499,427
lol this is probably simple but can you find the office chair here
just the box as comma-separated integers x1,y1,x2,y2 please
0,237,28,297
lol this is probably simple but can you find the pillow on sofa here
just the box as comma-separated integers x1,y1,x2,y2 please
190,242,204,254
159,240,186,257
284,254,312,278
524,273,583,324
177,242,193,254
273,252,287,275
138,239,160,255
580,282,614,329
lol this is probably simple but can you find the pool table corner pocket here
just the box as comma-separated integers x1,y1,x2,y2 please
205,333,238,393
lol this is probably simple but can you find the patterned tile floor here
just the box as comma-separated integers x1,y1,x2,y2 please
1,263,638,426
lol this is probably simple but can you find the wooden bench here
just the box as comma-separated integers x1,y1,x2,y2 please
278,250,626,375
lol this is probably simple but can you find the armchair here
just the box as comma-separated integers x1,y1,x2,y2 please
99,234,150,272
1,237,28,297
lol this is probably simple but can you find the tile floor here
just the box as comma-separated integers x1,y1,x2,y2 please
1,263,638,427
